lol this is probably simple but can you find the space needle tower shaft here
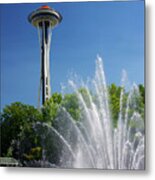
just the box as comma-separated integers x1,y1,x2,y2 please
28,5,62,105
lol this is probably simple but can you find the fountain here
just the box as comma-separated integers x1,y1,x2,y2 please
34,55,144,170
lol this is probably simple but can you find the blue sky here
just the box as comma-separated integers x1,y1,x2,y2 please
0,1,144,109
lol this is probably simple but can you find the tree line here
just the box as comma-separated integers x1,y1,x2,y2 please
0,84,145,166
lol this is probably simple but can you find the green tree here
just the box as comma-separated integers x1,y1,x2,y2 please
78,88,91,108
139,84,145,104
61,93,81,121
42,93,62,124
0,84,145,165
0,102,43,162
138,84,145,119
108,83,122,127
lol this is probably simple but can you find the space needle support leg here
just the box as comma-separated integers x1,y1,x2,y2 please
41,24,45,105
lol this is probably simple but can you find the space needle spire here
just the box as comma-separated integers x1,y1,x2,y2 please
28,5,62,105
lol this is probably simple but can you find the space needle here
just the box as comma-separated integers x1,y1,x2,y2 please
28,5,62,105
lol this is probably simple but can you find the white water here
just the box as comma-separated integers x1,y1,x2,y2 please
35,56,144,169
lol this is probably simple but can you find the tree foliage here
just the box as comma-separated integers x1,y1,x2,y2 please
42,93,62,124
61,93,81,121
0,102,43,162
108,83,122,127
0,84,145,165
